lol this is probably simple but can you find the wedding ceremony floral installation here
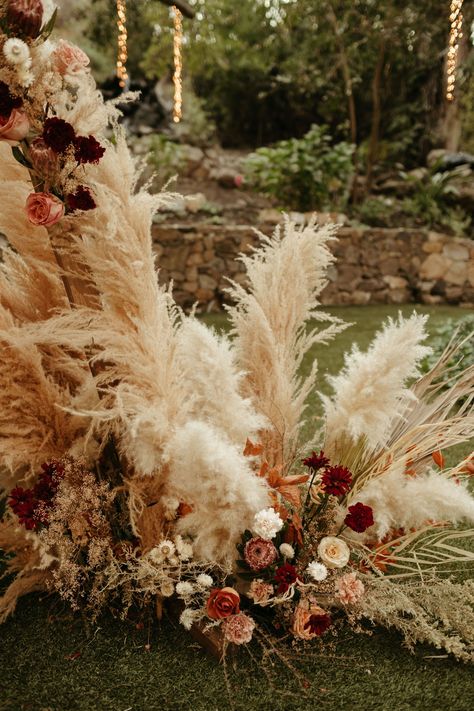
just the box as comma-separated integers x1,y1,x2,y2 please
0,0,473,670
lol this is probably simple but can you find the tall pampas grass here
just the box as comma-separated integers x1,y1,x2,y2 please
226,218,347,467
322,313,431,455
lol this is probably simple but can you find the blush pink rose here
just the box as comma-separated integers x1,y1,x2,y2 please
52,40,90,76
26,192,64,227
0,109,30,142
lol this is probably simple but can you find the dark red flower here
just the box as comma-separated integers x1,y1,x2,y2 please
0,81,22,118
74,135,105,164
304,612,332,636
66,185,96,212
344,502,374,533
321,465,352,497
8,486,36,529
274,562,298,594
302,450,330,471
6,0,44,39
43,117,76,154
8,460,65,529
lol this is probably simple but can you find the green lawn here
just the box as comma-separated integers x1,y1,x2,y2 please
1,305,473,711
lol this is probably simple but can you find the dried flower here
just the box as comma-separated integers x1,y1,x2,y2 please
6,0,44,39
42,117,76,154
0,109,29,142
317,536,350,569
176,581,194,598
74,135,105,165
335,572,365,605
175,535,193,561
0,81,22,117
3,38,30,66
179,608,197,630
306,561,328,582
344,502,374,533
303,450,330,471
247,579,274,604
196,573,213,588
252,507,283,540
222,613,255,645
304,611,332,637
52,40,90,76
274,562,298,594
160,580,174,597
279,542,295,559
321,465,352,497
66,186,96,212
8,460,65,529
26,191,64,226
156,539,175,559
244,537,278,571
206,587,240,619
29,137,57,176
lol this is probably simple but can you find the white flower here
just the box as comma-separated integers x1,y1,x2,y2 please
196,573,213,588
156,539,175,559
252,507,284,540
3,38,30,66
317,536,350,569
279,543,295,559
306,561,328,581
178,543,193,561
176,581,194,598
179,608,197,631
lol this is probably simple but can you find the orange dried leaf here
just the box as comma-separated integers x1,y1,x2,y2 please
243,438,264,457
432,450,445,468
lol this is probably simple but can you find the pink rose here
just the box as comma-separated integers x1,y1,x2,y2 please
26,192,64,227
0,109,30,142
52,40,90,76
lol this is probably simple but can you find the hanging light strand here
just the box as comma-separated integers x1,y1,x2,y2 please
446,0,464,101
116,0,128,89
172,6,183,123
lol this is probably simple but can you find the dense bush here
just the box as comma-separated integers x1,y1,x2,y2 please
421,315,474,390
244,125,354,211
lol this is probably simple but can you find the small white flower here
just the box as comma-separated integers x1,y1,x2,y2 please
176,581,194,598
178,543,193,561
306,561,328,582
3,38,30,66
179,608,197,631
196,573,213,588
252,507,284,540
156,539,175,559
317,536,350,569
279,543,295,559
167,555,180,567
148,547,164,564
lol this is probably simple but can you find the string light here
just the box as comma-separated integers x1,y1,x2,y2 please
172,6,183,123
446,0,464,102
116,0,128,89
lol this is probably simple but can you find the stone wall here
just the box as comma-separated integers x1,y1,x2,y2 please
152,223,474,311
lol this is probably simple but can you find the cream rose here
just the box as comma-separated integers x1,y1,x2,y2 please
0,109,30,142
52,40,90,76
317,536,350,569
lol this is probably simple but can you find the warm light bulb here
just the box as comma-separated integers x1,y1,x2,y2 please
446,1,464,101
116,0,128,88
173,6,183,123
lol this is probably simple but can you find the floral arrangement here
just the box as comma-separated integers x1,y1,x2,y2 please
0,1,474,666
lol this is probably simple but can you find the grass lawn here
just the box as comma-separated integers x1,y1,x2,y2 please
1,305,473,711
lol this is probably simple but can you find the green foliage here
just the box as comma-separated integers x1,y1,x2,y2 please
421,315,474,390
148,135,187,180
244,125,354,211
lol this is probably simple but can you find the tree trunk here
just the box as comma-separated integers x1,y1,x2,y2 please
366,40,386,193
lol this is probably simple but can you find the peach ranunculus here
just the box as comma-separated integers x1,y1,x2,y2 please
206,586,240,620
0,109,30,142
291,601,328,641
26,192,64,227
52,40,90,76
335,572,365,605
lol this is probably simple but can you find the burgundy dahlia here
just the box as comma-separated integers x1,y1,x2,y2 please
8,460,65,530
8,486,36,529
6,0,44,39
74,135,105,165
0,81,23,118
244,537,278,572
302,450,330,471
344,502,374,533
321,465,352,497
274,562,298,594
66,185,96,212
43,117,76,154
304,612,332,637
